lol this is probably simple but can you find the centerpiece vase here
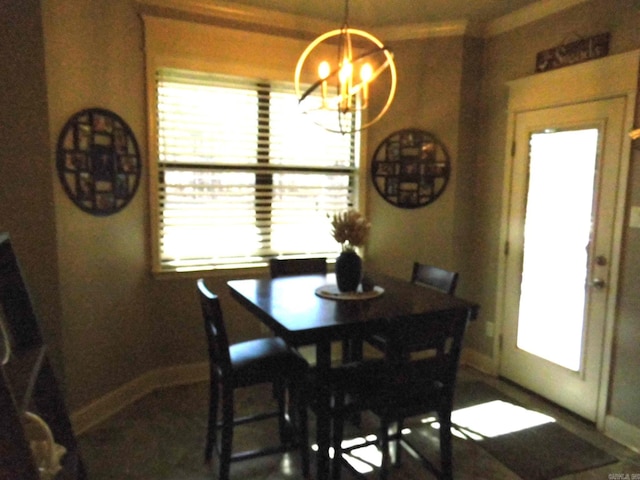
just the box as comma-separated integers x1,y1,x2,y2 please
335,250,362,292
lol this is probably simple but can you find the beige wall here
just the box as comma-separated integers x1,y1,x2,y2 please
2,0,639,438
365,36,468,278
475,0,640,429
39,0,153,408
0,0,65,383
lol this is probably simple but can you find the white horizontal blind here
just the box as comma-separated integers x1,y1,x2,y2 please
155,68,359,272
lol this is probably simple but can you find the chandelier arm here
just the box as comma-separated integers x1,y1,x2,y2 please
350,48,394,85
299,77,328,103
343,0,350,28
352,47,392,64
294,28,345,98
360,61,397,130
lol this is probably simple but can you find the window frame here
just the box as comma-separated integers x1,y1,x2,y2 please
147,65,367,275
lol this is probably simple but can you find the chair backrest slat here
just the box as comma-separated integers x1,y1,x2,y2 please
386,308,466,359
269,258,327,278
393,308,470,397
197,279,232,374
411,262,458,295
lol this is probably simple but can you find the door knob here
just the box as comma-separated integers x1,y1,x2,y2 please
591,278,606,289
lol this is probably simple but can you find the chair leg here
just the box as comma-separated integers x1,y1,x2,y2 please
316,390,332,480
379,417,391,480
219,386,234,480
331,413,345,480
204,375,219,464
294,386,311,478
275,377,289,443
439,411,453,480
392,419,404,467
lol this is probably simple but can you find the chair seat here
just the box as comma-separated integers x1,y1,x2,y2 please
311,358,445,413
365,262,459,361
367,330,448,357
230,337,308,386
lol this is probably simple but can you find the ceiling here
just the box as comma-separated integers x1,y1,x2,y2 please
220,0,543,29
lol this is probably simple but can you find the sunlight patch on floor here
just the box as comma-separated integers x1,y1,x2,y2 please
311,400,556,475
343,442,382,473
312,434,382,474
422,400,556,440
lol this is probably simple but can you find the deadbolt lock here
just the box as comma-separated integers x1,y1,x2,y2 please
595,255,607,266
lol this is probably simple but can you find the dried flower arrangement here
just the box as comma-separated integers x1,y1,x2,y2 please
330,209,371,252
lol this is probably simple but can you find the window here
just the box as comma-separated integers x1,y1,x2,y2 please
152,68,361,272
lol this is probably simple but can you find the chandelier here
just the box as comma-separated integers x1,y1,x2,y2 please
294,0,397,134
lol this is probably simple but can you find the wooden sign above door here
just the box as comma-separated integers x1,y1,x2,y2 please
535,32,610,73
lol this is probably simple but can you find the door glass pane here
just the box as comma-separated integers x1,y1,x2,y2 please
517,128,599,371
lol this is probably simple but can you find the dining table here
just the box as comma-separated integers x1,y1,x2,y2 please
227,270,479,480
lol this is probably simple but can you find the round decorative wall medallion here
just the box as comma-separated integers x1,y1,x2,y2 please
56,108,141,216
371,129,450,209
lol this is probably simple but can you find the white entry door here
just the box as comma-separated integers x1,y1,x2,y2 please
500,97,626,422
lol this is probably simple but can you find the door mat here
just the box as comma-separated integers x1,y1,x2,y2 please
406,381,617,480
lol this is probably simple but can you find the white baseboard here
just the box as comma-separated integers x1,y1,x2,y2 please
461,347,496,375
70,361,209,435
604,414,640,454
71,342,347,436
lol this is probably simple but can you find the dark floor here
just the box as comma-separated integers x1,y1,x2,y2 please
78,367,640,479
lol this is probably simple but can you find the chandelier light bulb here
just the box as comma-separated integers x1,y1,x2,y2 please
360,63,373,83
339,61,353,82
318,61,331,107
318,61,331,80
360,63,373,108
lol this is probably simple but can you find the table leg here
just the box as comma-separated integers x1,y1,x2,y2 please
315,342,331,480
341,338,363,363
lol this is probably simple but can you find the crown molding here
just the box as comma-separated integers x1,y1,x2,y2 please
137,0,471,41
373,20,470,42
137,0,587,41
136,0,333,36
483,0,590,38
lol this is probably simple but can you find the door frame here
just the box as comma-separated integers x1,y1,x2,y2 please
495,49,640,429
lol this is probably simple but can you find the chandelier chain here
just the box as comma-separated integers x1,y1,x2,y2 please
343,0,350,28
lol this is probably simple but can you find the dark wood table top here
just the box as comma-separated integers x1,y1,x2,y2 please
227,271,479,348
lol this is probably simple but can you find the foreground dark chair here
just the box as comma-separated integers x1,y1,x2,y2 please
269,257,327,278
0,233,87,479
197,279,310,479
366,262,459,359
313,307,471,480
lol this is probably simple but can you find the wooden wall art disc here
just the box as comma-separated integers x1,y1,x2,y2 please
371,129,450,209
56,108,141,216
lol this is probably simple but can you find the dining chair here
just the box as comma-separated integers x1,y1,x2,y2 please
269,257,327,278
411,262,459,294
269,257,338,363
197,279,310,480
366,262,459,359
268,257,359,367
310,307,470,480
